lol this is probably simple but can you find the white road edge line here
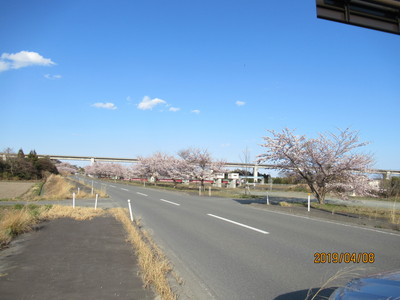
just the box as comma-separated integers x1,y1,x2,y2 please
137,192,148,197
110,185,116,188
121,188,129,191
207,214,269,234
160,199,180,206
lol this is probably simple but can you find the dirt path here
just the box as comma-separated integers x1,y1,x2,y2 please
0,181,36,199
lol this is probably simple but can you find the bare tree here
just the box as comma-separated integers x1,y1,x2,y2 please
239,147,252,194
257,128,375,204
2,147,16,176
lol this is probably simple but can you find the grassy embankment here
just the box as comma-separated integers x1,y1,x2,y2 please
0,174,107,202
39,174,108,200
311,202,400,226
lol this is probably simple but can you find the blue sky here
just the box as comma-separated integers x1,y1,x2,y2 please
1,0,399,170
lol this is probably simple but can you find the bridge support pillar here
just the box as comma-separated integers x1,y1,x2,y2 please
383,171,392,180
90,157,96,166
253,166,258,183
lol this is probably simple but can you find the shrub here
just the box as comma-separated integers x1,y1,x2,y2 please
381,177,400,198
0,148,59,180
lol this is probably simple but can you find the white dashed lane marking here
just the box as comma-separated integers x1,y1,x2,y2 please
160,199,180,206
207,214,269,235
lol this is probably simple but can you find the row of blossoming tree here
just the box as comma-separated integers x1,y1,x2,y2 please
83,128,378,204
84,148,226,189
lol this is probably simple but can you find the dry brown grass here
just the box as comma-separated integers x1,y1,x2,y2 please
279,201,293,207
70,189,107,199
35,174,74,200
19,174,107,201
0,229,10,248
0,208,36,247
41,205,105,221
110,208,176,300
0,205,104,248
67,178,108,198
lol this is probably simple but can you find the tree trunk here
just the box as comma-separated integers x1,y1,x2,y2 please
315,192,326,205
307,182,326,204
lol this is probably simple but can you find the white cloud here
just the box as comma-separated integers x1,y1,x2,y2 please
235,101,246,106
0,51,55,72
0,61,9,72
44,74,62,80
91,102,117,110
191,109,201,114
169,107,180,112
137,96,166,110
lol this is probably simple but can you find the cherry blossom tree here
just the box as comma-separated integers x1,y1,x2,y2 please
165,156,191,187
56,162,77,175
83,149,225,188
123,164,139,180
178,147,226,189
84,163,99,177
257,128,376,204
109,163,125,179
135,152,175,184
85,162,129,179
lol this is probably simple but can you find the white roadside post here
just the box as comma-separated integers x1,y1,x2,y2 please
308,193,311,212
91,180,94,195
266,192,270,205
128,199,133,222
73,192,76,208
78,187,80,195
209,186,211,197
95,194,98,210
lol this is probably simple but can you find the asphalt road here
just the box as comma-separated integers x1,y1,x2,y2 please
76,177,400,300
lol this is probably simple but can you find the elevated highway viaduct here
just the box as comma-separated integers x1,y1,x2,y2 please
2,153,400,180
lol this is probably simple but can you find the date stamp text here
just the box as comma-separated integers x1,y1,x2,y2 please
314,252,375,264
